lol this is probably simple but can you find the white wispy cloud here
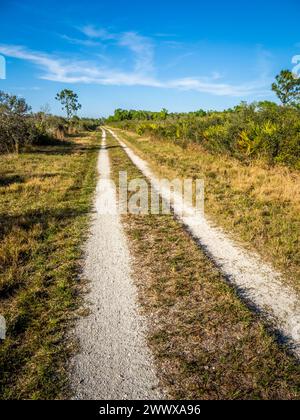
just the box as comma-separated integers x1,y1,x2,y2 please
168,77,270,96
79,26,154,74
61,35,102,47
0,44,68,80
0,43,159,86
118,31,154,74
0,28,271,98
80,25,116,40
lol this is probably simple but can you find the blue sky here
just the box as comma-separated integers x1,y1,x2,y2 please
0,0,299,117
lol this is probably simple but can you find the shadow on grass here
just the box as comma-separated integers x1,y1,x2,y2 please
0,173,66,187
27,144,101,156
102,145,122,150
66,131,92,138
0,175,26,187
33,137,72,147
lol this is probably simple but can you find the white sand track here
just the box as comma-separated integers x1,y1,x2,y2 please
107,127,300,358
69,129,162,400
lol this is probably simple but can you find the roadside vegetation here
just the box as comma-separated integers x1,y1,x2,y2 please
107,71,300,169
0,90,101,399
0,131,100,399
106,130,300,400
0,90,101,154
107,101,300,169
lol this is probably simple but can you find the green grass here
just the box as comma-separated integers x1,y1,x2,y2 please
0,132,100,399
106,130,300,400
110,127,300,294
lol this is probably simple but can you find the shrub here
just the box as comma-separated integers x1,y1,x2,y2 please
0,91,36,153
106,102,300,168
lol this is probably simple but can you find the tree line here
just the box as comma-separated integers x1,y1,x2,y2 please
106,70,300,168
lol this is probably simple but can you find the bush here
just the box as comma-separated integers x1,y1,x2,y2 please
0,91,37,153
107,102,300,168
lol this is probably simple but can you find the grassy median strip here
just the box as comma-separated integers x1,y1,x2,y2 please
111,128,300,295
0,132,100,399
106,131,300,400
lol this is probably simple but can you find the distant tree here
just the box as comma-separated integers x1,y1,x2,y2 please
159,108,169,120
194,109,207,117
0,91,31,115
272,70,300,106
55,89,81,119
0,91,34,153
111,109,133,121
256,101,278,111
